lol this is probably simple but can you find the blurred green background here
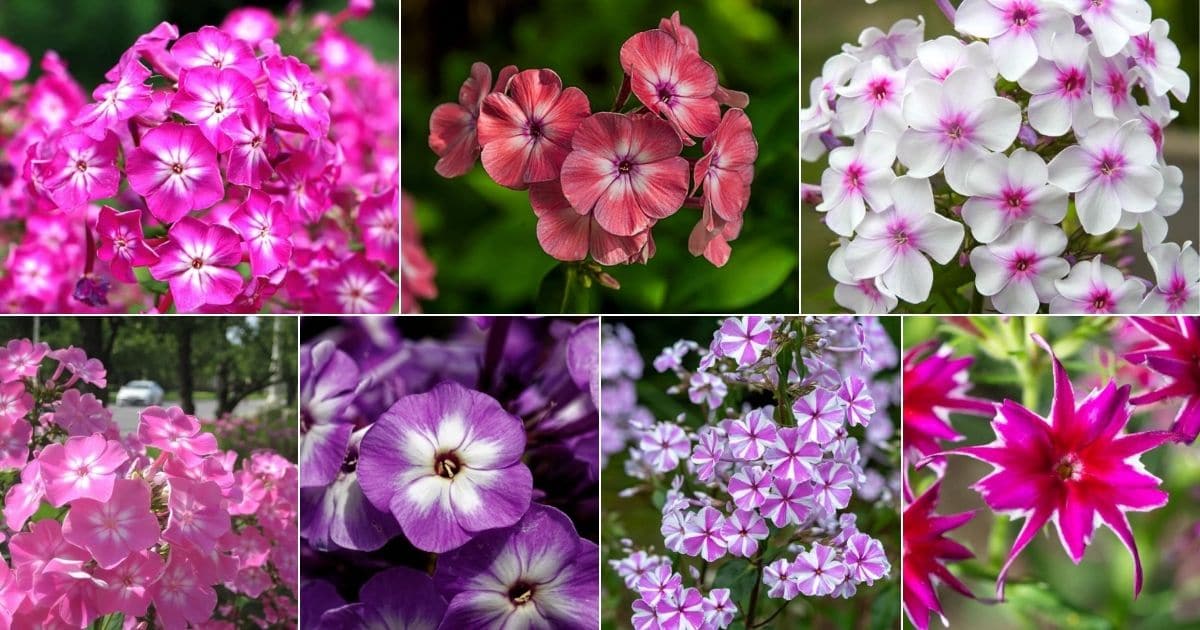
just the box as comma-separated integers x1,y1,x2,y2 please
801,0,1199,313
402,0,798,313
602,316,902,629
0,0,398,88
903,316,1200,629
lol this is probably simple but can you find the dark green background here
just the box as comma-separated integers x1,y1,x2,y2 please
402,0,799,313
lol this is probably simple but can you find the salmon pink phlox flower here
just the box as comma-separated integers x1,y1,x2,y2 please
38,434,129,507
428,62,518,178
620,29,720,142
528,179,648,265
695,108,757,226
958,334,1173,598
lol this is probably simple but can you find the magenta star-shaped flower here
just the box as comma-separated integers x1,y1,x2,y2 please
1126,317,1200,444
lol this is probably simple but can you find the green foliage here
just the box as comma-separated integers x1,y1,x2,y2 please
403,0,798,312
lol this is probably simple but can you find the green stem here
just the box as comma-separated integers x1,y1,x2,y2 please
560,266,576,313
750,602,790,628
744,546,766,626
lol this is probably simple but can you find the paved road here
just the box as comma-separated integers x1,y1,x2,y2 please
112,399,269,435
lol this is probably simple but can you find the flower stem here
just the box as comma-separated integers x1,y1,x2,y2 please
612,73,631,112
935,0,956,23
744,546,766,626
749,602,789,628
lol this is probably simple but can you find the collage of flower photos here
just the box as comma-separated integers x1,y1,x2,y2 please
0,0,1197,629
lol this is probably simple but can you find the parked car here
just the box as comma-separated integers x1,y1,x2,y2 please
115,380,165,406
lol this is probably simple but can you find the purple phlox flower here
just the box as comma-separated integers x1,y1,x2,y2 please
687,371,727,408
720,509,768,558
764,427,823,482
761,476,814,527
299,429,401,552
690,427,725,481
897,68,1021,194
845,532,891,585
843,176,965,303
655,586,705,630
317,567,446,629
954,0,1074,81
970,220,1070,314
357,382,533,553
637,564,682,606
631,598,660,630
661,510,689,554
680,506,727,562
435,504,598,629
728,465,772,510
299,341,362,488
817,131,897,237
764,558,797,600
789,543,849,597
1048,119,1163,235
1051,257,1146,313
654,340,694,373
838,376,876,426
714,316,774,366
1140,241,1199,314
961,148,1068,243
726,408,777,460
613,550,666,589
811,461,856,516
702,588,737,628
793,388,845,446
640,422,691,472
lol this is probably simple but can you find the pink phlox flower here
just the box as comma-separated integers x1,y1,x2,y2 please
149,217,245,313
1018,32,1093,137
0,339,49,382
621,29,719,143
263,54,331,139
961,148,1068,244
1126,317,1200,443
1090,51,1140,121
151,552,218,630
760,476,813,527
686,206,740,267
715,316,772,366
1051,257,1146,313
48,346,107,388
727,464,771,510
172,66,259,151
136,405,219,466
221,93,277,187
817,130,896,237
902,480,976,630
62,478,160,569
96,207,159,284
954,0,1074,81
163,476,232,550
969,220,1070,314
528,179,650,265
0,414,31,470
3,459,45,531
107,22,179,83
719,509,768,558
1140,242,1199,314
94,550,164,618
0,37,30,84
171,25,262,80
356,187,400,268
835,56,907,138
229,190,293,276
902,341,996,463
0,380,32,422
44,131,120,210
73,60,152,141
221,8,279,46
38,434,128,506
957,334,1173,598
727,408,777,460
125,122,225,223
764,427,822,482
53,389,111,436
428,62,518,178
315,254,398,313
842,16,925,69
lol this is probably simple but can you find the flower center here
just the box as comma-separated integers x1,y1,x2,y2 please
251,135,263,148
172,163,185,175
1055,454,1082,481
893,230,909,245
618,160,633,174
1090,291,1111,312
527,121,543,139
869,79,890,102
508,582,535,605
190,257,204,270
75,160,88,172
1015,259,1029,272
435,452,462,479
1011,7,1031,26
657,85,674,103
214,101,224,114
1059,68,1085,95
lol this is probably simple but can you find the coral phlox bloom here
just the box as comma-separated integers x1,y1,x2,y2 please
62,478,160,569
429,62,517,178
476,68,590,189
620,29,720,142
38,434,129,507
957,335,1173,598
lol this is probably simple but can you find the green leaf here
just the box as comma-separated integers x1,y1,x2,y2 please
1005,583,1114,629
666,240,796,310
868,584,899,630
92,613,125,630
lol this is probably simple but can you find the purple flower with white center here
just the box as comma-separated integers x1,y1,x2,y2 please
300,455,401,552
910,36,995,84
1090,51,1140,121
728,465,772,510
1127,19,1190,100
844,176,965,303
789,543,849,597
1048,119,1164,234
703,588,737,628
897,68,1021,193
816,131,896,236
1017,32,1092,137
834,56,907,137
726,408,777,460
715,316,774,366
435,504,598,629
680,506,728,562
316,567,446,629
1051,257,1147,313
761,476,813,527
656,587,705,630
954,0,1074,81
838,377,876,426
811,461,855,515
357,381,533,553
719,509,768,558
844,533,890,585
843,16,925,69
1140,241,1198,313
764,427,822,482
763,558,797,600
792,388,845,446
299,341,359,489
1059,0,1151,57
687,371,727,408
637,563,682,605
641,422,691,472
969,220,1071,314
690,427,724,482
961,149,1068,243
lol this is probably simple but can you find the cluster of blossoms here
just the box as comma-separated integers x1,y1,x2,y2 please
606,316,899,628
0,338,298,628
901,317,1198,629
428,11,757,270
0,1,398,313
300,317,599,629
802,0,1197,314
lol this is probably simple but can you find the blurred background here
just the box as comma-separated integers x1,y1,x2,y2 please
801,0,1199,313
903,316,1200,629
601,316,901,629
402,0,798,313
0,316,298,459
0,0,398,88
